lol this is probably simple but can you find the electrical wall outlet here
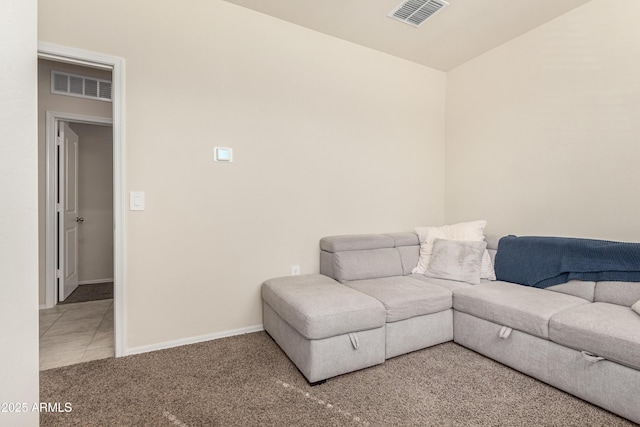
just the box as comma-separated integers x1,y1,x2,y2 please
291,265,300,276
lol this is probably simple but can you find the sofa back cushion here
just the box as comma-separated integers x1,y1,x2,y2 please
332,248,403,282
320,233,416,282
594,281,640,307
485,234,501,265
397,246,419,276
546,280,595,302
387,232,420,276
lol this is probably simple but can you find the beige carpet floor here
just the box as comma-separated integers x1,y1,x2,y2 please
40,332,635,426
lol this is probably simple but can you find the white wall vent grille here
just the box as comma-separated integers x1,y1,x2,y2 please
51,71,112,102
389,0,449,27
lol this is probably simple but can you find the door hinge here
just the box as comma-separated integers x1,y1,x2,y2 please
56,203,62,212
56,270,62,279
56,136,62,146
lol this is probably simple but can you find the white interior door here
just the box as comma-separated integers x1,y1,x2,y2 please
58,121,80,301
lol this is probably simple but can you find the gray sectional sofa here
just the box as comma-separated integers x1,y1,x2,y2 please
261,232,640,424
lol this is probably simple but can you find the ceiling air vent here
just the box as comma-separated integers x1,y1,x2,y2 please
51,71,112,102
389,0,449,27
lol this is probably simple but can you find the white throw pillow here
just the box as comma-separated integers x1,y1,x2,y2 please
632,299,640,316
412,220,496,280
426,239,487,285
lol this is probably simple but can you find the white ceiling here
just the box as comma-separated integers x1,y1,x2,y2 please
222,0,592,71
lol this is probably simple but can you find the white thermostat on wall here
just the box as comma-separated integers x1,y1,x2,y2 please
214,147,233,162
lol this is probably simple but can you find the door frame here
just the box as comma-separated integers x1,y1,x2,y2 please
39,42,126,357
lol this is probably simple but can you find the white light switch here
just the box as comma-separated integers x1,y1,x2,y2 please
130,191,145,211
214,147,233,162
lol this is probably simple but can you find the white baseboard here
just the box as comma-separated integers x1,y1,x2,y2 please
78,278,114,285
39,304,48,310
124,324,265,357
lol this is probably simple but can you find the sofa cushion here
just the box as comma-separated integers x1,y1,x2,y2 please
410,274,476,292
262,274,386,340
426,239,486,285
397,245,420,276
549,302,640,370
545,280,596,302
594,281,640,307
453,281,589,339
633,299,640,316
333,248,404,282
484,234,502,251
345,276,452,323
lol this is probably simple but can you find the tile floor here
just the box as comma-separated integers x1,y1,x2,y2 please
39,299,114,371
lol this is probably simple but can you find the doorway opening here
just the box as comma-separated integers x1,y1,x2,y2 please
40,58,115,369
46,114,114,305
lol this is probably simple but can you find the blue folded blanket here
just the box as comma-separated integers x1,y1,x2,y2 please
494,235,640,288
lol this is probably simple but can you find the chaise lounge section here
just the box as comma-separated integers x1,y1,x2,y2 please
262,274,387,384
262,231,640,423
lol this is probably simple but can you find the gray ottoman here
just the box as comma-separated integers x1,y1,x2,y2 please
262,274,386,384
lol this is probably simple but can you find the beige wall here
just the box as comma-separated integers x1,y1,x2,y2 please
39,0,447,349
70,123,114,283
37,59,112,305
446,0,640,241
1,0,39,425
